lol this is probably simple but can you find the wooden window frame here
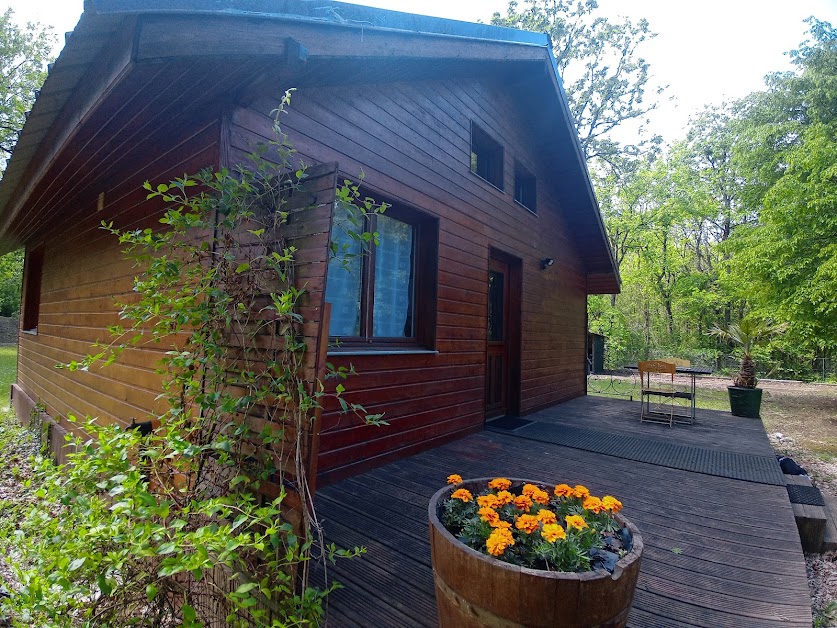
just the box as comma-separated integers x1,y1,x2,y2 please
514,159,537,214
328,203,438,350
470,122,504,191
21,245,44,333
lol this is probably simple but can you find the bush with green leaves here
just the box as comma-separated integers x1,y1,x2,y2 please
1,91,383,626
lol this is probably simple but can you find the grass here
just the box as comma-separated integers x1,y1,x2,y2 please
0,344,16,405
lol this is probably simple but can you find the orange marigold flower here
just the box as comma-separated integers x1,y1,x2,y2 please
488,477,512,491
486,528,515,556
536,509,557,525
495,490,514,506
515,514,540,534
490,519,512,529
513,494,534,511
447,474,463,485
477,494,501,509
602,495,623,513
478,507,500,525
554,483,573,497
531,488,550,505
572,485,590,499
583,496,605,514
522,483,539,497
451,488,473,502
565,514,588,531
541,523,566,543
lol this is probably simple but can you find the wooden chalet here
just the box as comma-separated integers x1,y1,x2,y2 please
1,0,619,485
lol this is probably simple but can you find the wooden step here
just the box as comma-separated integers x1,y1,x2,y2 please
785,474,826,553
785,473,813,487
821,492,837,552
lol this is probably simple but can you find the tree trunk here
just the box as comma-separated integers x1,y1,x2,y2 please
736,355,756,388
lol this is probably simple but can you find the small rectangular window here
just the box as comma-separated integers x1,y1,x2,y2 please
471,122,504,190
21,245,44,332
514,160,537,213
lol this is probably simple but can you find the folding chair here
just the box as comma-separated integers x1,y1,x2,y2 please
639,360,677,427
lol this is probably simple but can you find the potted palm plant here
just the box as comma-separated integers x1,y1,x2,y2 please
708,318,787,418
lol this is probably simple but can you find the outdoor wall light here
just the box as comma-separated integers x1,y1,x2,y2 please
541,258,555,270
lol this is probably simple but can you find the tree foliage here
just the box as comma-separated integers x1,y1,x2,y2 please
589,18,837,379
491,0,663,169
727,18,837,355
0,248,21,316
0,9,54,171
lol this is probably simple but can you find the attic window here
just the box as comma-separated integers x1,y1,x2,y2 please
21,245,44,333
470,122,504,190
514,160,537,213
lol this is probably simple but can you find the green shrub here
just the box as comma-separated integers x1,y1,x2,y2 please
1,92,380,626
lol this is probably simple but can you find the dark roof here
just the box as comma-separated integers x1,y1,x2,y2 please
90,0,548,46
0,0,619,290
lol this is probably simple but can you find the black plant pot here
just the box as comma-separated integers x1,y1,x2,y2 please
728,386,763,418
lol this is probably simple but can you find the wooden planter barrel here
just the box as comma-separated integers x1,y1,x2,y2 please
429,478,643,628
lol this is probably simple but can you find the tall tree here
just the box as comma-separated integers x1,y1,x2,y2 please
0,9,54,172
728,19,837,353
492,0,663,170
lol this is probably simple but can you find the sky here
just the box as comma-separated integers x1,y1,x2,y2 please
5,0,837,145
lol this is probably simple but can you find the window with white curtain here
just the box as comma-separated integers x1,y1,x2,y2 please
325,199,436,347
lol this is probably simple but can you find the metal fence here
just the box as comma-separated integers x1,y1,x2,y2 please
812,358,836,382
586,369,639,400
587,349,837,399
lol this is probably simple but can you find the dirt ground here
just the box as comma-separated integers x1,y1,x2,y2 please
757,380,837,457
653,374,837,455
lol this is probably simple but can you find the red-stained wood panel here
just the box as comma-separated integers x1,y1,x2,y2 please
230,76,591,483
16,115,223,443
16,58,597,487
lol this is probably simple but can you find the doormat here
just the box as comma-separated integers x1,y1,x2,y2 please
508,421,786,486
787,484,825,506
486,417,534,432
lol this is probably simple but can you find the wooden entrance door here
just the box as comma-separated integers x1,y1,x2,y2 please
485,254,520,419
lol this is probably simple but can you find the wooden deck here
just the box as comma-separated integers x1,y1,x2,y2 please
315,396,812,627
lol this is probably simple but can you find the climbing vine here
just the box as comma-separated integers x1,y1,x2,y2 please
1,91,384,626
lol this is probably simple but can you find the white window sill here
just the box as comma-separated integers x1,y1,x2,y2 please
21,328,37,336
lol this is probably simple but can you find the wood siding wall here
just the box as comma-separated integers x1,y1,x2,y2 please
229,78,589,484
16,120,222,440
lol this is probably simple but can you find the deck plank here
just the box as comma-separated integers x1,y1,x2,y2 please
315,397,812,627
